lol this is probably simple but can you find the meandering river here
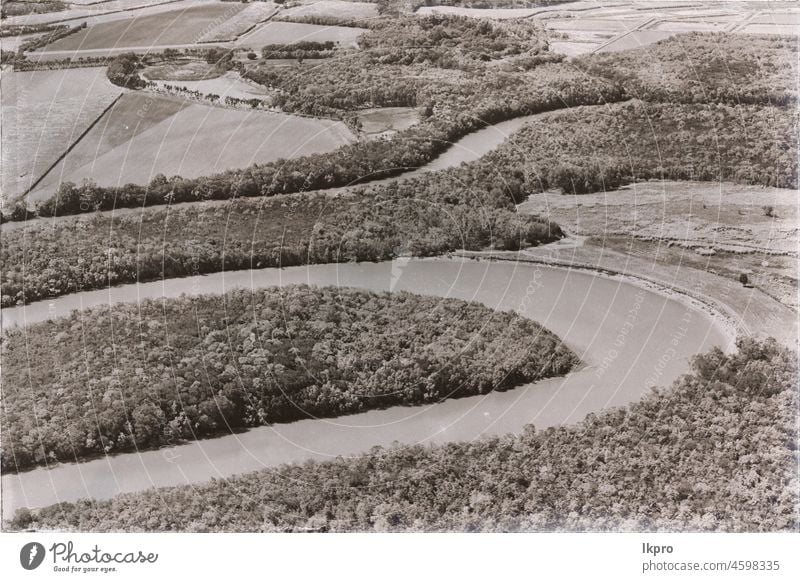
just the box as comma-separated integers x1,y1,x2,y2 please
1,258,730,518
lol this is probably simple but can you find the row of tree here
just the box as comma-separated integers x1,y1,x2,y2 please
9,338,795,532
1,169,564,307
1,286,578,472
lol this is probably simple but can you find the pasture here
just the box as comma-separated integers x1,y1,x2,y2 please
0,68,121,206
280,1,379,21
29,92,189,202
519,180,799,307
39,3,247,51
29,95,355,197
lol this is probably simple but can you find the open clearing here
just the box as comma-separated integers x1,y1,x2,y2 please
141,60,222,81
28,93,355,200
356,107,420,139
0,68,121,206
518,181,799,308
144,71,272,101
234,20,366,49
519,181,797,255
39,3,247,51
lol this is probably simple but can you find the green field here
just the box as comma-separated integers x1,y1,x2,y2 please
30,93,356,199
40,3,246,51
29,93,189,202
0,68,121,206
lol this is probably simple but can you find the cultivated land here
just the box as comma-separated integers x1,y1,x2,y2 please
27,92,190,202
28,92,355,200
279,1,379,21
38,3,248,51
0,67,121,206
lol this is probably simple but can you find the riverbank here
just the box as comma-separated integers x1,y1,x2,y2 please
1,258,728,518
455,238,796,348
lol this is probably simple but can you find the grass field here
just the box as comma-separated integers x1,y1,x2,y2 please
234,20,366,49
519,180,799,307
29,94,356,199
144,71,273,100
3,0,201,27
39,2,246,51
29,93,190,202
280,1,378,21
356,107,420,139
0,68,121,206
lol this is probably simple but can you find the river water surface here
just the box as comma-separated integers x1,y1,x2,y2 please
1,258,729,518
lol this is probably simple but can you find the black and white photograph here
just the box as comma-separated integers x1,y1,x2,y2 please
0,0,797,579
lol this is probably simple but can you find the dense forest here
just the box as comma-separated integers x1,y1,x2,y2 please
1,1,65,18
1,168,563,307
574,33,798,107
1,286,578,471
484,101,798,193
10,338,795,532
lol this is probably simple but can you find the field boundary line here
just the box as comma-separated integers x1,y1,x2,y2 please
21,91,124,202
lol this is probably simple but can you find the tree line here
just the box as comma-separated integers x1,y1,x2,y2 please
1,167,564,307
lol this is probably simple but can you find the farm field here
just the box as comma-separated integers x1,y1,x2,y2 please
37,2,247,51
0,67,121,206
414,1,800,56
28,92,190,202
2,0,198,27
195,1,279,43
29,93,355,200
519,181,798,255
233,20,366,49
280,1,379,21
